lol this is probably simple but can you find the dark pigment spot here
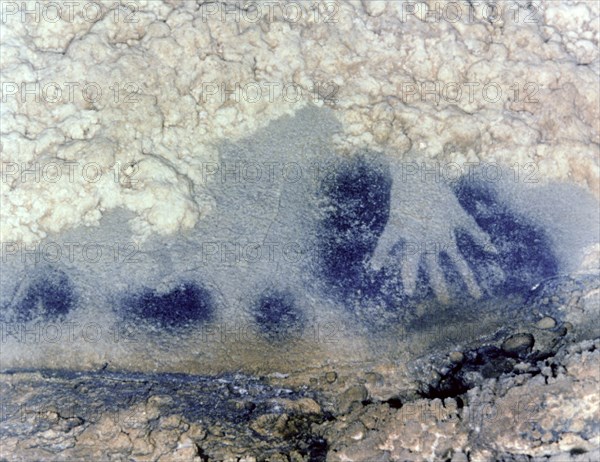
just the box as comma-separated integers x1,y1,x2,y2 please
252,289,304,341
317,155,392,300
14,267,75,322
124,282,214,329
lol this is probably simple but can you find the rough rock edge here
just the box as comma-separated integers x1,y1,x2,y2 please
1,335,598,461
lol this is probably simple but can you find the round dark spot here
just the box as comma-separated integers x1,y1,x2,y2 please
15,267,75,321
124,281,214,329
253,289,304,341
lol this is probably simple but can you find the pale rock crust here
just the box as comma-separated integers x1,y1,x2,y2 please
1,0,598,244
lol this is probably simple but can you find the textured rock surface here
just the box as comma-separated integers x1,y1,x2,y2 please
1,336,598,461
1,268,598,460
1,0,599,244
2,106,597,376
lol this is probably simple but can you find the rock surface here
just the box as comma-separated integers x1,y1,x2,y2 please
1,1,599,461
2,0,599,244
1,336,598,461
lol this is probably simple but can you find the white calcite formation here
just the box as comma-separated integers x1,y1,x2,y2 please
1,0,598,244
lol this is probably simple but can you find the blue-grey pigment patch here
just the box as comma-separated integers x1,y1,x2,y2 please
452,175,559,295
311,154,597,333
4,266,76,322
316,153,392,299
0,107,598,374
120,281,215,330
252,288,305,341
